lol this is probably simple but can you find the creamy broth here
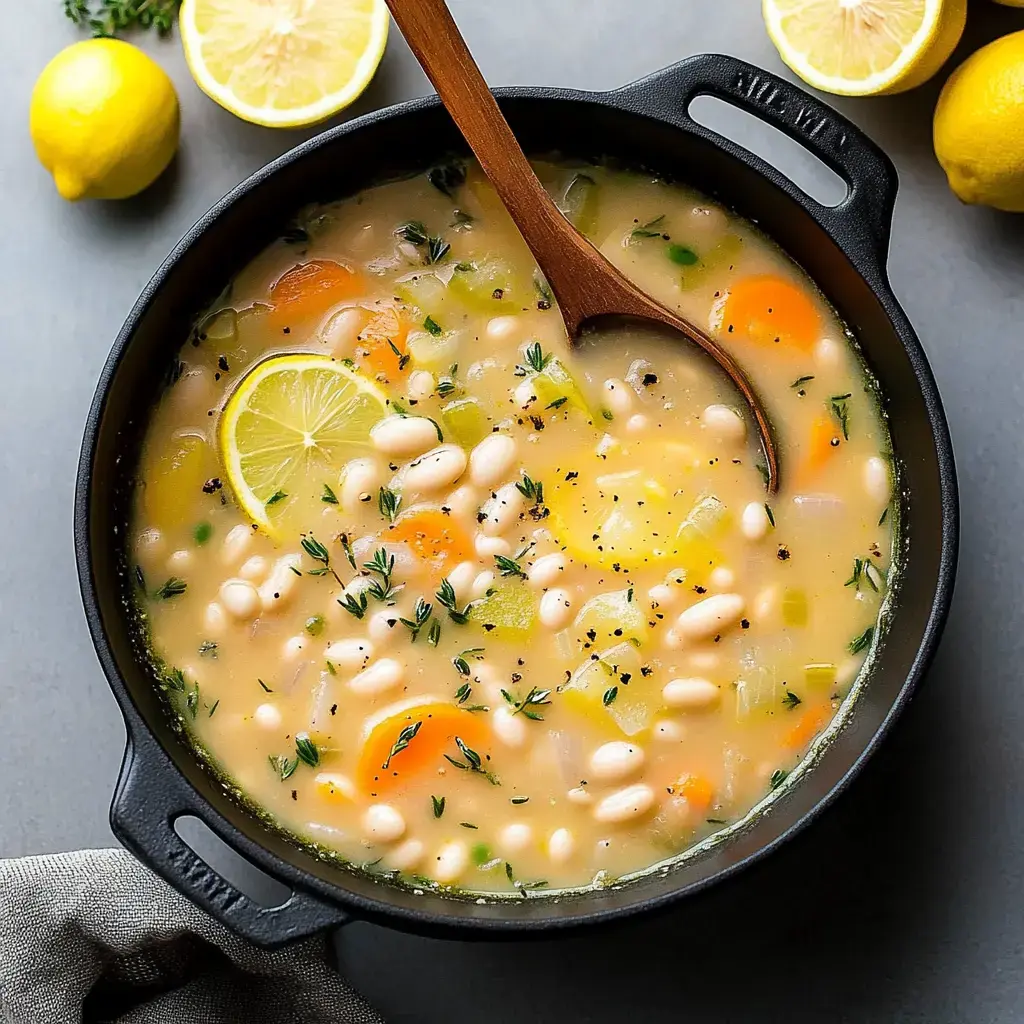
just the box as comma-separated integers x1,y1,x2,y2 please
131,162,893,894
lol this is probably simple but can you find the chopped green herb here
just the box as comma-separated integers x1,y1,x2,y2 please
164,667,186,692
198,640,218,658
208,700,220,717
603,686,618,706
460,821,479,829
455,682,472,705
667,243,699,266
515,474,544,504
423,315,442,336
305,615,325,637
427,619,442,646
153,577,187,600
339,533,357,570
770,769,789,791
790,375,815,389
511,795,529,805
453,648,484,676
325,659,337,676
494,553,528,579
185,684,199,719
444,736,500,784
878,507,889,526
436,577,472,624
64,0,181,37
515,341,550,376
295,733,320,768
378,486,402,523
301,534,343,585
338,591,368,619
269,754,298,781
431,794,446,818
830,393,851,441
782,690,802,710
764,503,776,528
601,408,614,421
849,626,874,655
364,548,401,603
192,521,213,545
382,720,422,770
546,396,568,410
397,220,428,245
258,678,273,693
321,483,339,505
265,489,288,507
630,214,666,241
399,597,433,641
502,686,552,721
426,236,450,264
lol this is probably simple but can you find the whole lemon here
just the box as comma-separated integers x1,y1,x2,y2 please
30,39,180,201
934,30,1024,212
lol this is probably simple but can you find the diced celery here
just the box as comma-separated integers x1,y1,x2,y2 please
562,641,650,737
442,397,490,448
472,580,535,639
804,663,836,688
782,588,809,627
407,329,460,371
394,271,448,313
673,494,728,576
530,357,592,416
734,668,778,720
558,173,600,237
448,256,522,312
572,589,647,651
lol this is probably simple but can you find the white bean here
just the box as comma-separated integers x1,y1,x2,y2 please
527,552,566,589
220,524,252,567
253,703,282,730
475,533,511,558
362,804,406,844
407,369,435,401
433,840,469,883
485,315,520,344
753,585,779,625
469,433,518,489
674,593,745,641
663,677,721,710
588,741,645,781
479,483,524,536
594,784,656,824
203,601,227,636
404,445,467,493
499,823,533,854
167,549,192,572
219,579,260,620
446,561,478,603
538,588,573,629
339,458,382,513
626,413,649,435
471,571,495,601
367,609,402,643
321,307,364,357
513,378,537,409
602,378,633,416
741,501,770,541
864,456,890,503
282,635,307,661
647,583,676,608
239,555,269,581
372,415,440,458
652,719,685,742
702,404,746,444
708,566,735,592
349,658,404,696
567,786,593,805
492,706,528,748
258,554,302,612
324,638,373,670
443,483,480,519
387,838,425,872
548,828,575,864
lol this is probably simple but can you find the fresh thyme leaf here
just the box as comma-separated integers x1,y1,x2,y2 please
629,214,666,240
830,394,852,441
301,535,330,564
515,474,544,504
362,547,401,604
507,686,552,719
436,578,472,624
769,769,789,791
427,161,466,197
66,0,181,37
667,243,699,266
844,558,864,589
305,615,325,637
198,640,218,658
325,659,337,675
456,736,481,768
164,667,186,692
626,587,634,603
764,503,776,528
427,619,442,646
269,754,299,780
321,483,339,505
782,690,802,709
265,489,288,507
338,591,368,619
423,315,442,336
455,682,472,704
399,597,433,640
445,736,499,784
849,625,874,654
791,375,815,388
397,220,428,245
546,396,568,410
193,521,212,545
258,678,273,693
185,684,200,719
452,648,483,676
294,733,320,768
432,794,446,818
208,700,219,717
603,686,618,706
494,553,527,579
339,533,357,570
460,822,478,830
153,577,187,600
755,461,770,487
516,341,550,376
601,408,614,421
426,236,450,264
378,486,402,523
382,720,422,770
878,507,889,526
436,376,458,398
390,399,408,416
511,795,529,805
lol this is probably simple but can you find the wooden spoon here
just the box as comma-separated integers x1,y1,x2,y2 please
384,0,778,493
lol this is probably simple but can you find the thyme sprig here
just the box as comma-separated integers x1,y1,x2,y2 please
514,342,551,377
64,0,181,37
502,686,552,721
378,486,402,523
830,393,852,441
436,577,473,624
382,720,422,770
399,597,433,641
364,548,402,603
301,534,344,585
444,736,499,785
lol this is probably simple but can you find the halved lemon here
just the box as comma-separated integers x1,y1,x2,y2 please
763,0,966,96
219,354,387,532
180,0,390,128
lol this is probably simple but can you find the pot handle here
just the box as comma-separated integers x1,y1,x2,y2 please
110,731,350,948
611,54,898,278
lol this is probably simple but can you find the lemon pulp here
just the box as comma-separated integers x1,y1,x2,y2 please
219,354,387,532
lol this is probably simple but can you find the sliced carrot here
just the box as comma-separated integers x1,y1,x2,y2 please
795,414,842,487
269,260,364,326
354,305,410,381
357,702,491,794
387,509,474,577
677,773,714,814
717,274,821,352
783,706,830,751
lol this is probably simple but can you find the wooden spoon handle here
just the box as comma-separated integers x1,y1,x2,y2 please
383,0,585,318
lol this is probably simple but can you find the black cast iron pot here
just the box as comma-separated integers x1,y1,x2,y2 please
75,54,958,948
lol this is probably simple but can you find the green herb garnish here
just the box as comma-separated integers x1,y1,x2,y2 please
515,474,544,504
514,341,550,377
64,0,180,36
294,733,320,768
423,315,442,336
321,484,339,505
603,686,618,706
830,393,851,441
770,769,789,791
305,615,325,637
265,489,288,507
432,795,446,818
782,690,802,710
193,521,213,545
382,720,422,770
153,577,187,600
399,597,433,641
849,626,874,655
630,214,666,241
436,577,473,624
378,486,402,524
444,736,499,784
502,686,552,721
667,243,699,266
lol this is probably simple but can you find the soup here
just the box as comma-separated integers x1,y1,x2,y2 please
130,161,893,894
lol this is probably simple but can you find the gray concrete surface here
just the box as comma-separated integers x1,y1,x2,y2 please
3,1,1024,1020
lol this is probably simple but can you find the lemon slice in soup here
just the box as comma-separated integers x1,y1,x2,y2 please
219,354,387,533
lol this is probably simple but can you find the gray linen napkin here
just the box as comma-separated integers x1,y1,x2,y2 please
0,848,383,1024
